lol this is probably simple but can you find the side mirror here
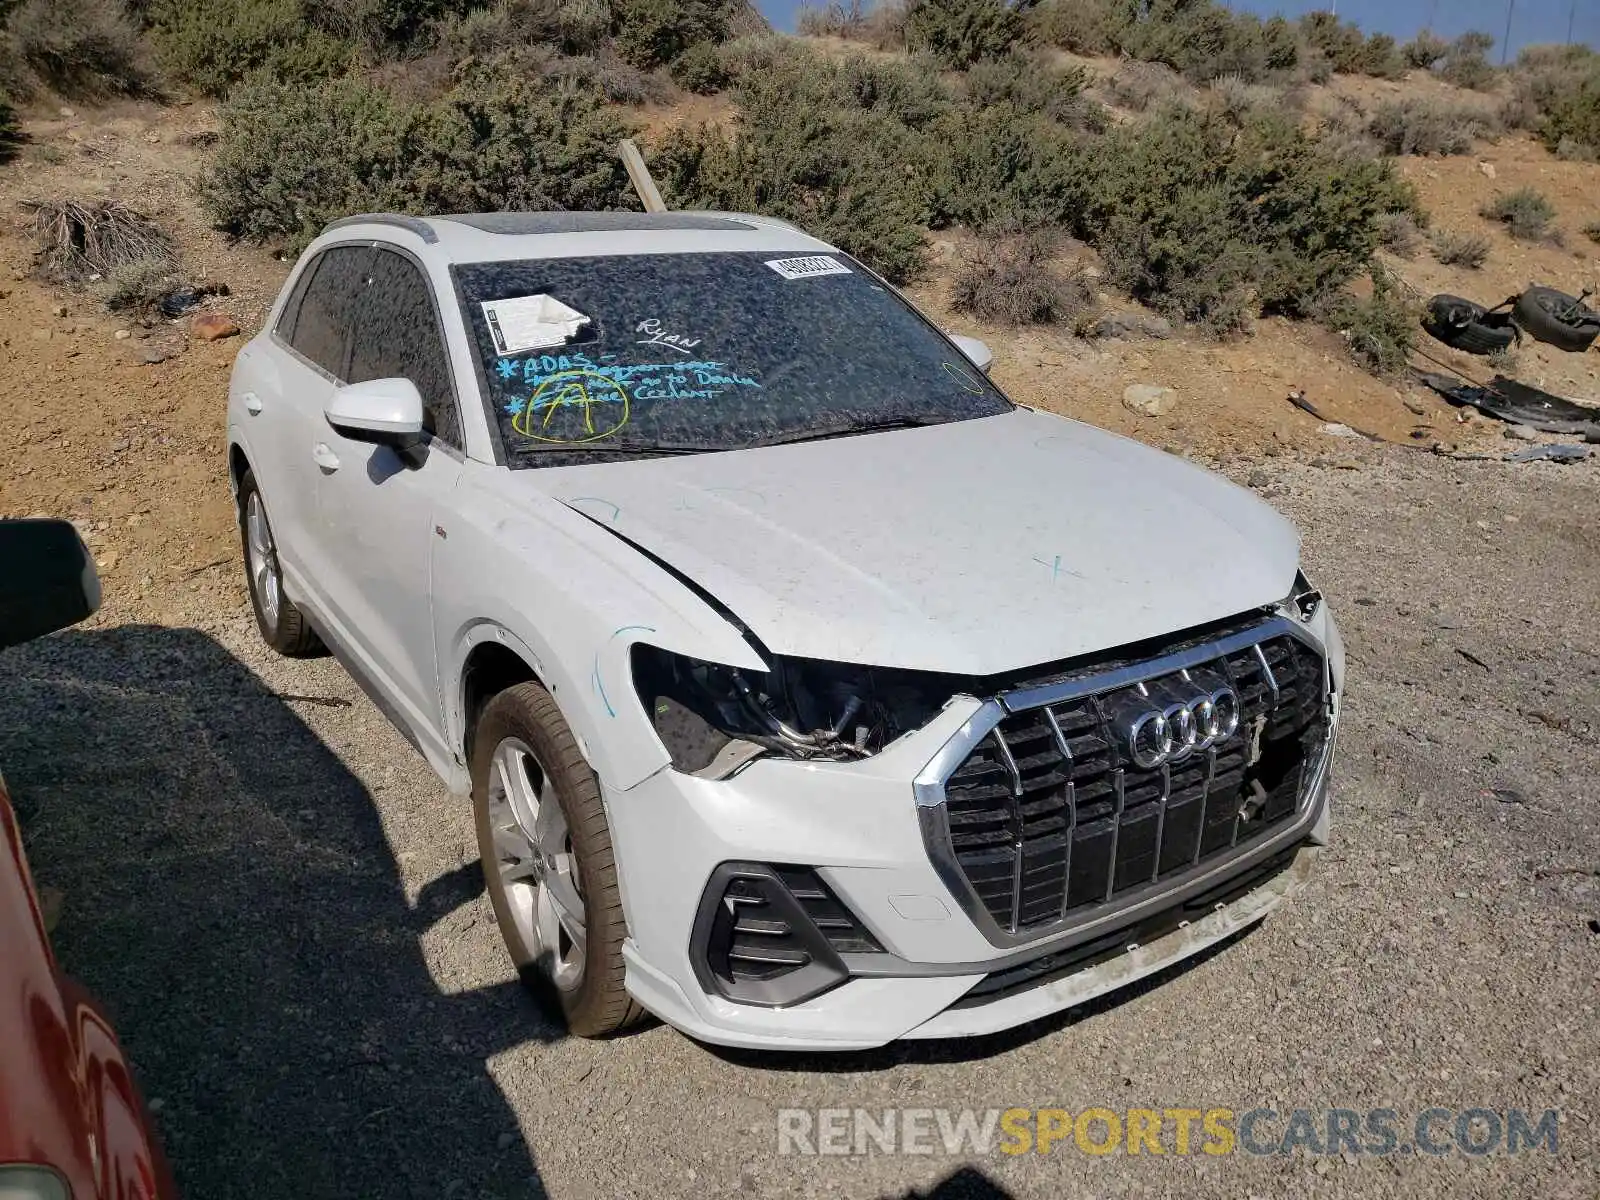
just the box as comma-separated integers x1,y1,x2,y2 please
0,519,101,651
949,334,993,375
325,378,424,444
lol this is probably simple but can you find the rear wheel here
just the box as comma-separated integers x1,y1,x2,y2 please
1512,286,1600,353
471,683,644,1037
238,470,322,656
1422,293,1517,354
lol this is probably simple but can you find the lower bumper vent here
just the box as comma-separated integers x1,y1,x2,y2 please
692,863,882,1007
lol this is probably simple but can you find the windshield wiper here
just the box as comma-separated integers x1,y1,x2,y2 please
515,441,710,457
745,415,945,449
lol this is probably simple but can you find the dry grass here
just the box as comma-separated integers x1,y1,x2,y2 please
22,198,178,286
1430,228,1490,269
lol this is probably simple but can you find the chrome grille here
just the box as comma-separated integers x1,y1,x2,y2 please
926,622,1329,939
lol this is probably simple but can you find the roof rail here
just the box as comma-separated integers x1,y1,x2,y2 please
321,213,439,244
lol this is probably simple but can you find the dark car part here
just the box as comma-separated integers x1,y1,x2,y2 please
632,645,957,768
1421,294,1517,355
0,519,100,651
692,862,883,1006
1416,371,1600,437
1512,286,1600,353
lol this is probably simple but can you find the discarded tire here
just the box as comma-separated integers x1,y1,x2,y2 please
1512,286,1600,353
1421,294,1517,355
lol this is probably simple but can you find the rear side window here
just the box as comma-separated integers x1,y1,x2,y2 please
278,246,371,378
347,249,459,447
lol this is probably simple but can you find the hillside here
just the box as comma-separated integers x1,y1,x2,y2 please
0,0,1598,619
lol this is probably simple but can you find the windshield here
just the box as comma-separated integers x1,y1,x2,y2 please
452,250,1011,466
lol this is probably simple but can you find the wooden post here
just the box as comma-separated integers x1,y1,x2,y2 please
618,139,667,214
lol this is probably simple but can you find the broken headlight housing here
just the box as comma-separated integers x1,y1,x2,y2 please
632,645,958,774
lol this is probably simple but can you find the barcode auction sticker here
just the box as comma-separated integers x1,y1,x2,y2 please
764,255,852,281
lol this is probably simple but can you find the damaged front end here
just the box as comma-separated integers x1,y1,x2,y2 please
631,646,961,776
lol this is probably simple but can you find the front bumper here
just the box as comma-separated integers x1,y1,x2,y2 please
606,689,1336,1052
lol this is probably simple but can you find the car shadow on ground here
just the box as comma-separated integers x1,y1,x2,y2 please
708,925,1258,1074
0,624,559,1199
896,1166,1017,1198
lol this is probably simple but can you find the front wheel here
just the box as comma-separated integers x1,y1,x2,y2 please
471,683,644,1037
238,469,323,657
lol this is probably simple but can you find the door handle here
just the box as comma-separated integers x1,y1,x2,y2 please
312,442,341,472
242,391,263,414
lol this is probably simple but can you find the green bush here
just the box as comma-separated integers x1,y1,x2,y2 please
1480,186,1556,242
149,0,351,95
962,51,1106,129
1298,11,1401,78
0,92,19,162
1026,0,1126,56
1368,98,1495,156
670,40,726,93
1538,73,1600,158
11,0,147,97
1068,105,1418,333
612,0,733,69
199,72,637,248
1318,268,1415,377
1119,3,1299,84
1402,29,1448,69
904,0,1018,69
1439,31,1498,91
950,231,1095,327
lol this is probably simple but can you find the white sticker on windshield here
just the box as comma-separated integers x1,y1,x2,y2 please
764,255,852,281
480,294,590,356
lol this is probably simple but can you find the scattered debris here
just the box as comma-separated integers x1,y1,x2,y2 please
277,693,354,708
1502,424,1540,442
1122,383,1177,417
114,329,131,340
1321,422,1361,439
1092,313,1173,341
191,313,241,341
1486,787,1526,805
1504,443,1591,464
1288,389,1384,442
1417,372,1600,437
1477,161,1496,179
1455,647,1491,671
136,344,174,365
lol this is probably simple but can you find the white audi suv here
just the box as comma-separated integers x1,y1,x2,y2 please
226,211,1343,1050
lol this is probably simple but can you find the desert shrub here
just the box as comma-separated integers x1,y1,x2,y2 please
543,51,672,104
611,0,733,69
1318,268,1415,377
1367,98,1494,156
963,51,1107,129
1402,29,1448,69
1439,31,1498,91
0,93,20,163
1539,74,1600,158
1117,2,1299,84
436,0,609,61
1376,211,1422,258
149,0,351,95
98,253,179,310
23,198,177,284
904,0,1018,69
1430,228,1489,268
1206,75,1292,126
798,0,906,49
950,231,1095,326
1104,60,1189,112
1584,220,1600,245
1480,187,1556,241
1315,107,1382,161
1026,0,1125,56
199,72,636,249
1298,11,1401,78
716,31,806,80
927,102,1092,229
671,40,725,93
10,0,147,98
1067,105,1418,333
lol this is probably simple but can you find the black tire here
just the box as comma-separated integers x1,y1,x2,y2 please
471,683,645,1037
237,469,323,657
1421,294,1517,354
1512,286,1600,353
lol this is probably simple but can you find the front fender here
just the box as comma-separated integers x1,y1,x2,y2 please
436,475,766,792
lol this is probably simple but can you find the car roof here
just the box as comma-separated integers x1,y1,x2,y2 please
314,210,838,264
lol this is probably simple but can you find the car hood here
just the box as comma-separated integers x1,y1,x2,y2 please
532,409,1300,675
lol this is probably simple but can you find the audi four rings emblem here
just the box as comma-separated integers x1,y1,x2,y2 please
1125,688,1241,768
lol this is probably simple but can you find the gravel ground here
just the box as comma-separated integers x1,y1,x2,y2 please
2,449,1597,1199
